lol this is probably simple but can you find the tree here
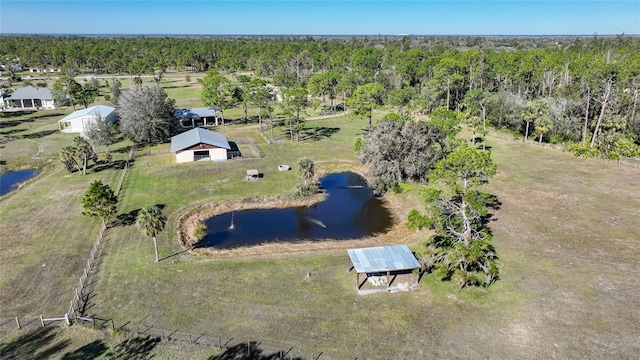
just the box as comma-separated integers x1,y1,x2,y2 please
109,79,122,105
82,180,118,227
59,146,81,173
522,99,549,142
199,70,231,125
236,74,252,123
53,75,83,110
76,82,99,108
359,119,447,193
118,85,178,144
86,116,118,159
387,88,414,115
136,205,166,263
535,115,553,145
279,88,308,142
247,78,274,135
417,146,499,288
297,157,315,185
73,136,96,175
348,83,384,128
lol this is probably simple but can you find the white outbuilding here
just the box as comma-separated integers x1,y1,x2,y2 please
58,105,117,136
170,127,231,163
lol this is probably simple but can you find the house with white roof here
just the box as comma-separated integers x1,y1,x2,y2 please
58,105,117,135
2,86,55,110
170,127,231,163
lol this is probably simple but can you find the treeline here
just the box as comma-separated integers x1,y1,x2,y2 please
2,35,639,157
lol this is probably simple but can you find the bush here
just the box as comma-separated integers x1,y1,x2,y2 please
565,142,601,158
406,209,431,230
36,81,47,88
192,220,207,241
294,183,318,198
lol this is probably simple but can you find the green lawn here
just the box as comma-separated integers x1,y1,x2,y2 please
2,89,639,358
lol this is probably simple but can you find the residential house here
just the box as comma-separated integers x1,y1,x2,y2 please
2,86,55,110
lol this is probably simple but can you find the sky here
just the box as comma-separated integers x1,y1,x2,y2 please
1,0,638,36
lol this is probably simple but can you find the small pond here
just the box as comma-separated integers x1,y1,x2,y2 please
0,169,41,196
199,172,393,249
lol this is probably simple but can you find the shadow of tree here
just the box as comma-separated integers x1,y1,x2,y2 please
116,208,140,226
0,326,71,360
301,126,340,141
105,335,160,360
91,159,131,173
207,342,305,360
20,130,57,139
61,340,108,359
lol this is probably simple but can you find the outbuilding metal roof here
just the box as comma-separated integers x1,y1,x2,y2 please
59,105,116,122
347,245,420,274
174,107,217,118
170,127,230,153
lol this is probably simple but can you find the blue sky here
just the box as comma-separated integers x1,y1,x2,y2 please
1,1,638,35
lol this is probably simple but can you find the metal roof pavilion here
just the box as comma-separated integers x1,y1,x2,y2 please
347,245,420,273
347,245,421,292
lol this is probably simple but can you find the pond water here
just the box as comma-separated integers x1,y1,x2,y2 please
0,169,41,196
199,172,393,249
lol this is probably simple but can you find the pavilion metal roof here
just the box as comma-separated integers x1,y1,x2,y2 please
170,127,230,153
347,245,420,274
174,107,217,119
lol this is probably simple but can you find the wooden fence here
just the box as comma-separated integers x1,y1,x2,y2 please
67,147,135,320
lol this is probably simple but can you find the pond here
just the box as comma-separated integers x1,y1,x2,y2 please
198,172,393,249
0,169,41,196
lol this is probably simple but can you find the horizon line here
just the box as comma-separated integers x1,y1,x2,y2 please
1,33,638,38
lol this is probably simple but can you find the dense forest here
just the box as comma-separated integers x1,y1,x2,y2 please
1,35,639,158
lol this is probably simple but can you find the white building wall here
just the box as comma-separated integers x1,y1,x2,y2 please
210,148,228,162
175,148,228,163
175,151,193,163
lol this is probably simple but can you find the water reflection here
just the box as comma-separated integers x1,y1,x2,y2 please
199,172,393,249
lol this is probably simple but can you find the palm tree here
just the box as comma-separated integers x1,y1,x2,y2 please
136,205,166,263
297,158,315,185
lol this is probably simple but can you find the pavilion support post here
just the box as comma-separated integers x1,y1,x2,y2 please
387,270,390,289
356,272,359,290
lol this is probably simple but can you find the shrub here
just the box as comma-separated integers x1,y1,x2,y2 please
192,220,208,241
565,142,601,158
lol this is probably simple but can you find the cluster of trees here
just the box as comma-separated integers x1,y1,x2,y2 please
359,112,497,288
4,35,639,157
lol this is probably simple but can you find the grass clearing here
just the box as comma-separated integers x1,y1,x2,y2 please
1,79,639,358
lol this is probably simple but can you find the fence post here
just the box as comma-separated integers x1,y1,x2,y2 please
15,316,21,330
65,313,70,326
40,315,45,327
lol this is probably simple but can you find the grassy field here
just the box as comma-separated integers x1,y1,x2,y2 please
1,76,639,358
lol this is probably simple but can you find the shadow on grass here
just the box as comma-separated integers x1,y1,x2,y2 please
106,335,160,360
116,204,165,227
300,126,340,141
20,130,57,139
61,340,108,360
207,342,304,360
91,159,131,173
116,209,140,227
0,326,71,359
159,248,190,262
